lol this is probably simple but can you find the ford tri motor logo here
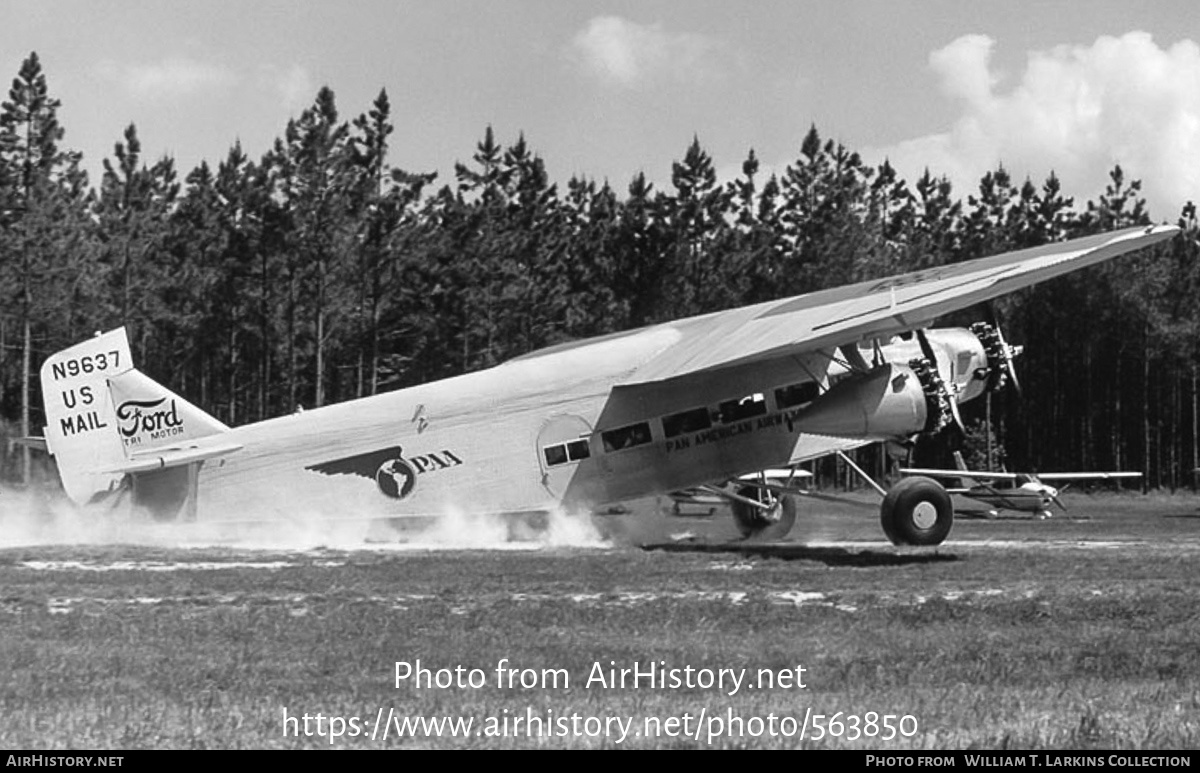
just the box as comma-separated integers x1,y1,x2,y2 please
115,397,184,442
305,445,462,501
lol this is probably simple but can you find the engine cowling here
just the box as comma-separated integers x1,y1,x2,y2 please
791,363,931,440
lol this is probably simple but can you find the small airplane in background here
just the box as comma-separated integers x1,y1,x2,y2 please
901,452,1142,519
33,226,1176,547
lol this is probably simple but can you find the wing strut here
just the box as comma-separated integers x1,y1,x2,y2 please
836,450,887,497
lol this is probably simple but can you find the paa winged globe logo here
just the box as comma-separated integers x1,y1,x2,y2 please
304,445,421,500
375,457,417,499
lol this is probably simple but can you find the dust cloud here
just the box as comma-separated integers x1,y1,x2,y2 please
0,481,610,551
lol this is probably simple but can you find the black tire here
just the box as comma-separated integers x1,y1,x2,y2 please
731,487,797,541
880,476,954,546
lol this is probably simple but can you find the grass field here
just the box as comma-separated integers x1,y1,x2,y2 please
1,490,1198,749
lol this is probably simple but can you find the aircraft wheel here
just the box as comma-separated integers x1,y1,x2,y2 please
880,476,953,546
731,487,797,541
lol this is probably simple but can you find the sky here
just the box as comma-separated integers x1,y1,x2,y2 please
2,0,1198,218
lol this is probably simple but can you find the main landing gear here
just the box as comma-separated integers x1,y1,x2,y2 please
730,484,797,541
692,456,955,546
879,475,954,546
840,450,955,546
688,474,801,541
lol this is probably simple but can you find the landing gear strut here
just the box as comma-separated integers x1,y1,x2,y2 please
730,485,797,541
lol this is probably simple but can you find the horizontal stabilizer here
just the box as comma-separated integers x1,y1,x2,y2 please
9,436,48,452
103,441,244,474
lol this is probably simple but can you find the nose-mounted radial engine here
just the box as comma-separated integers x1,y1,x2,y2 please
782,322,1021,545
970,321,1023,396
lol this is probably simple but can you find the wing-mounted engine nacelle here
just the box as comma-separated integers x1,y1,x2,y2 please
967,321,1023,399
791,363,934,440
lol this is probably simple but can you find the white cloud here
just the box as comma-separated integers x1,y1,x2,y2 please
248,63,313,112
930,34,999,107
97,57,237,100
567,15,725,89
253,63,314,111
868,32,1200,218
273,64,314,111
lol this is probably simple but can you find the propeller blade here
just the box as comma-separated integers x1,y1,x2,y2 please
1051,494,1067,512
995,326,1023,398
915,327,965,446
1007,359,1023,398
915,328,937,364
946,392,967,449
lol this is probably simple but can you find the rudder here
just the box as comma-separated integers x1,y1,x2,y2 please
40,328,132,504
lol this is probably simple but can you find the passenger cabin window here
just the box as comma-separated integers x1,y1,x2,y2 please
601,422,652,452
566,439,590,462
543,438,592,467
775,381,820,409
719,393,767,423
662,407,712,438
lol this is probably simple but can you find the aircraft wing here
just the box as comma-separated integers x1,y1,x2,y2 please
900,467,1019,481
902,468,1142,482
1034,472,1142,481
621,226,1177,384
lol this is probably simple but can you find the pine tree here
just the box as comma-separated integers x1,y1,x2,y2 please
347,89,435,394
283,86,352,407
0,52,91,483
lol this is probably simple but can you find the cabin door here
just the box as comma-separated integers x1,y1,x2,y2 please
536,414,594,498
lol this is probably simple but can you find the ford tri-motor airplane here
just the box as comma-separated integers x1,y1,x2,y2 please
37,226,1177,546
901,452,1142,519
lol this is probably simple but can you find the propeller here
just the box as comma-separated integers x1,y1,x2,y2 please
993,324,1023,398
914,328,966,447
971,320,1023,398
1033,474,1066,513
1048,481,1070,512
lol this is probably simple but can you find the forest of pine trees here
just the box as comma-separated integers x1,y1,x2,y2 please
2,52,1199,491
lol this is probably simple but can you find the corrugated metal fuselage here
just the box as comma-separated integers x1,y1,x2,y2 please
192,327,865,521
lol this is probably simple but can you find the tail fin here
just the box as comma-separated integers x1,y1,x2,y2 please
41,329,133,504
40,328,229,507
